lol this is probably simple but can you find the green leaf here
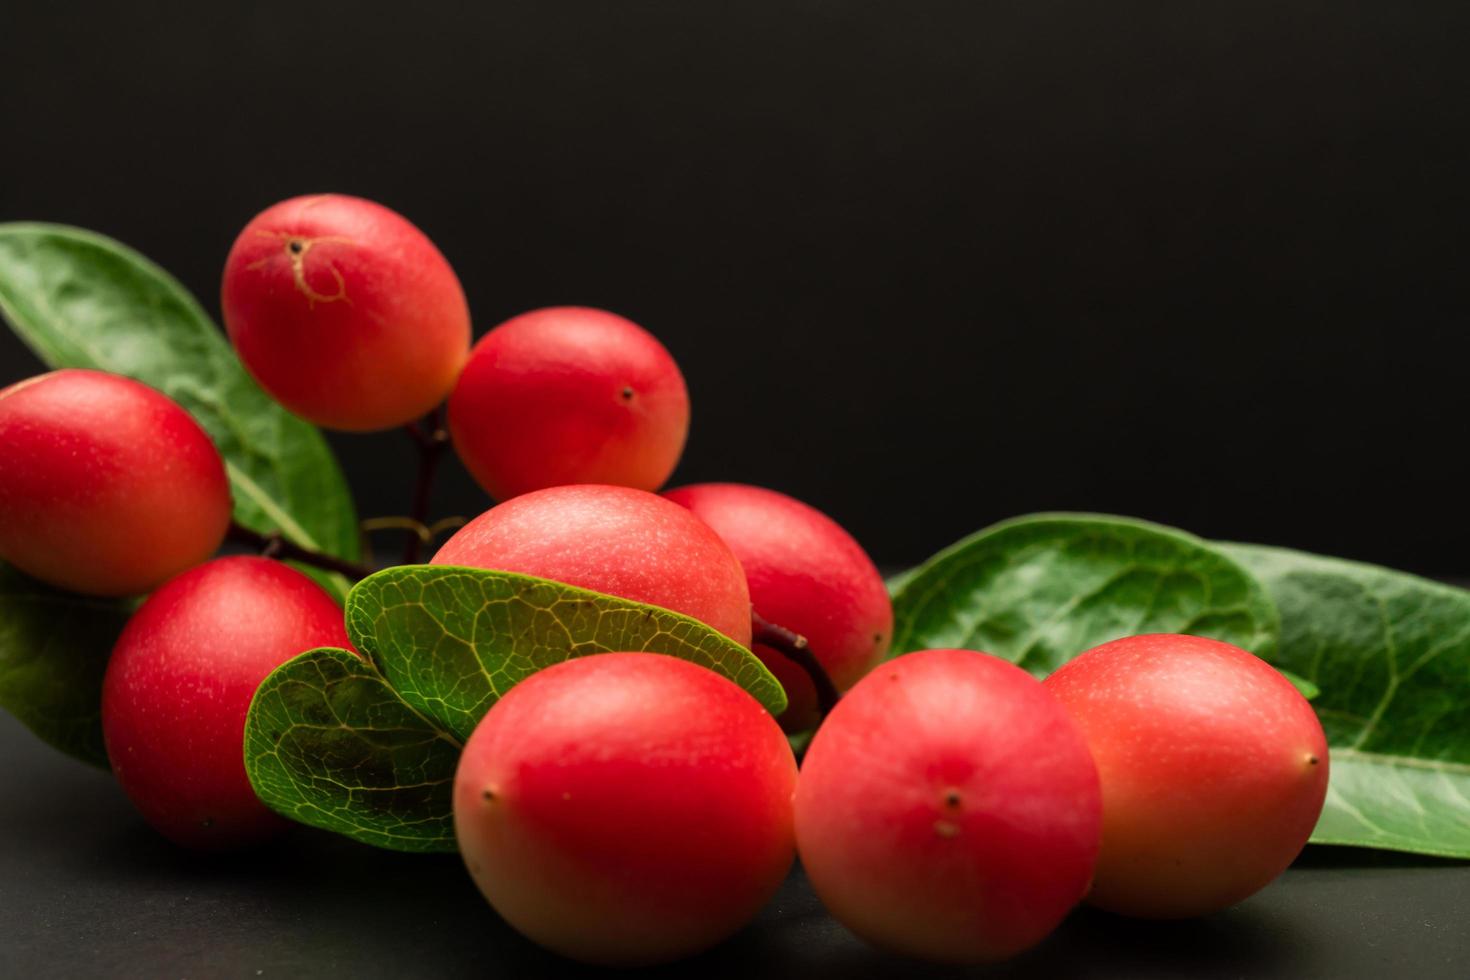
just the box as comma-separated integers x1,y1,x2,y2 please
885,565,921,597
244,647,460,853
347,565,786,740
0,562,133,768
0,223,359,597
245,568,785,851
1278,667,1321,702
1221,543,1470,858
890,513,1279,674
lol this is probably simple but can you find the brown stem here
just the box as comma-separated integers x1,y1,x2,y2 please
401,406,450,565
752,611,840,718
227,522,376,580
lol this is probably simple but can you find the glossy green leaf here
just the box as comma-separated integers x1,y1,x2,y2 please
0,562,133,768
1278,667,1321,702
1222,543,1470,858
348,565,786,740
884,565,920,597
245,568,784,851
244,647,460,853
0,223,359,597
891,513,1279,674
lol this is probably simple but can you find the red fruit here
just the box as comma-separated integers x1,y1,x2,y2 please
101,557,351,849
0,369,231,596
453,653,797,966
221,194,471,431
432,484,752,647
449,306,689,501
795,649,1101,963
663,483,891,731
1043,633,1329,918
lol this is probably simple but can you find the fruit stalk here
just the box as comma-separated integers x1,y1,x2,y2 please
226,521,376,580
402,406,450,564
751,611,840,717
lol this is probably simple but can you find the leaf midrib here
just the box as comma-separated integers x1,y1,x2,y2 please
1331,747,1470,777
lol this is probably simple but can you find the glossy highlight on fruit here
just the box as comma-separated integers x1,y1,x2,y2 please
432,484,752,647
0,368,232,596
453,653,797,966
221,194,471,431
664,482,891,730
449,306,689,501
102,557,351,849
1043,633,1329,918
795,649,1102,963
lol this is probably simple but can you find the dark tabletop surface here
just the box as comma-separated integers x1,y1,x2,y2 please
2,710,1467,980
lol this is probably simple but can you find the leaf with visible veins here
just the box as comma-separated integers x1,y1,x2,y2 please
890,513,1279,673
1222,543,1470,858
245,566,785,851
244,647,462,852
349,565,786,740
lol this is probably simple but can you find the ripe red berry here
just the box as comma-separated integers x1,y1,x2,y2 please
222,194,471,431
1043,633,1329,917
0,369,231,596
795,649,1102,962
102,557,351,849
432,484,752,647
664,483,891,731
449,306,689,501
454,653,797,966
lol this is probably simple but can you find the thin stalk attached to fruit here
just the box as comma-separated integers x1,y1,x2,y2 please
226,521,376,580
401,405,451,564
752,611,840,718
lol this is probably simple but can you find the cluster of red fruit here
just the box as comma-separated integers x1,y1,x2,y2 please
453,634,1327,966
0,195,1329,967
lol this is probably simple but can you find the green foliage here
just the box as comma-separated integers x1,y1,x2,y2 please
889,513,1279,673
1223,544,1470,858
244,647,461,852
349,565,786,739
0,563,133,768
245,566,785,851
0,223,359,598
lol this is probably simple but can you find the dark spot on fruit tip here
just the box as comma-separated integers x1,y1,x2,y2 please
943,789,963,808
482,788,497,803
288,239,304,254
1308,755,1320,766
873,633,883,646
620,386,635,400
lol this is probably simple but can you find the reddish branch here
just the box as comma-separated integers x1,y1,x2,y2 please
226,521,376,580
752,611,840,717
400,406,450,565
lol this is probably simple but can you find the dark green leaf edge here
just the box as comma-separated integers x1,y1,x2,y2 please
889,511,1282,666
346,565,788,738
244,647,460,853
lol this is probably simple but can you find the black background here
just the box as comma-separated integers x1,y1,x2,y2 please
3,7,1470,977
2,0,1468,574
